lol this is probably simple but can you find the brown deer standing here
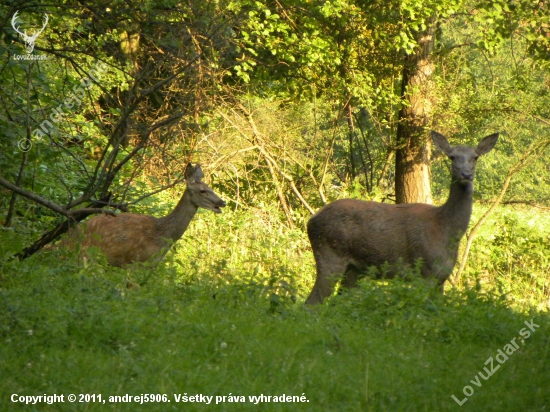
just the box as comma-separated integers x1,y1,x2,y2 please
81,163,226,267
305,131,498,305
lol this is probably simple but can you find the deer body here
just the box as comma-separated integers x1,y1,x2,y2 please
305,131,498,305
82,164,226,267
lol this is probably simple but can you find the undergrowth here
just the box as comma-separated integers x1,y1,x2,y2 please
0,205,549,411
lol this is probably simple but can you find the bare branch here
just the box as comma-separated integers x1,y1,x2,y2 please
0,176,72,218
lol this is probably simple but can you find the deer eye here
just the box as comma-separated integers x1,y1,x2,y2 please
200,189,208,194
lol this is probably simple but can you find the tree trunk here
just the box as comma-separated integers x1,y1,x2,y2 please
344,101,357,181
395,22,435,204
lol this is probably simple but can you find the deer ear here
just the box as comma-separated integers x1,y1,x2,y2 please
193,164,203,182
431,131,452,156
184,163,195,182
476,133,499,156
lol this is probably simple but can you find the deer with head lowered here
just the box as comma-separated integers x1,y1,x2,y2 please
81,163,226,267
305,131,498,305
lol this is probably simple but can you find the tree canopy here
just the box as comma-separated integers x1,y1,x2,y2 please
1,0,549,251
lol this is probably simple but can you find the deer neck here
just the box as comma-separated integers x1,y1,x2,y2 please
157,190,198,241
438,180,474,239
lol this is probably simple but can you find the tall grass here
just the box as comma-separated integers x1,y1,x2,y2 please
0,204,548,411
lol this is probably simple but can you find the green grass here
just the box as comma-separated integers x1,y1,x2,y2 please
0,205,549,411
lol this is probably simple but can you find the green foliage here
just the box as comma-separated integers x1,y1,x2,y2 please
472,0,550,59
1,205,549,411
233,0,462,106
430,14,550,204
331,276,531,344
463,206,550,311
169,206,312,305
1,1,550,409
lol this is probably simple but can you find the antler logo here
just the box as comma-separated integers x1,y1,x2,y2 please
11,11,49,54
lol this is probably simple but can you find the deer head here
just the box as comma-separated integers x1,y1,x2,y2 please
11,11,49,54
184,163,226,213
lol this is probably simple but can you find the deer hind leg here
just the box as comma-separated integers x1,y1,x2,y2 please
339,264,361,292
305,248,350,305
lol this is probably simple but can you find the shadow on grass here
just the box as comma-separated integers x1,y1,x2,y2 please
1,251,548,412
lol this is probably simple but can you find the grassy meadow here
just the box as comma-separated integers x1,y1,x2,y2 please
0,203,549,412
2,0,549,410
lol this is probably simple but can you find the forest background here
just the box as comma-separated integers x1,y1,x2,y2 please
0,0,549,410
